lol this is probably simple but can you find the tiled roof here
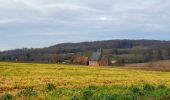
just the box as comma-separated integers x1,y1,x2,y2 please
89,52,102,61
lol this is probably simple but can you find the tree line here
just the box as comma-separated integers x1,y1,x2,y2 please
0,40,170,64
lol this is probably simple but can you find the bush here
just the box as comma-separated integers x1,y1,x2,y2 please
129,85,140,94
1,93,13,100
143,84,155,91
83,90,93,100
71,96,79,100
19,87,37,97
157,84,167,90
45,83,56,91
156,84,170,97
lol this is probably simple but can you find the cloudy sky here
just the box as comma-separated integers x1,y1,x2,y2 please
0,0,170,51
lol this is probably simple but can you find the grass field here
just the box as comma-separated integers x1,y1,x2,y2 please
0,62,170,100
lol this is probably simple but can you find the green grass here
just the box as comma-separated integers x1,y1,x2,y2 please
0,62,170,99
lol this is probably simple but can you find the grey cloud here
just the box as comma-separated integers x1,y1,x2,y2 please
0,0,170,50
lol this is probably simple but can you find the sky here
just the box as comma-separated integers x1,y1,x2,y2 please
0,0,170,51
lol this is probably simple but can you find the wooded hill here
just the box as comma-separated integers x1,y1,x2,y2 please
1,39,170,64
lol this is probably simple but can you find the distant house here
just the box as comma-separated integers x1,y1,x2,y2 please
89,48,109,66
72,53,89,65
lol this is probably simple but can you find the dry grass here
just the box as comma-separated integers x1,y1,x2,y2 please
126,60,170,72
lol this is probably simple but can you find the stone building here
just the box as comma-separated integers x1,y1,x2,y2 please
89,48,109,66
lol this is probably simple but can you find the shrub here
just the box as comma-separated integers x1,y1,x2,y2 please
83,90,93,100
45,83,56,91
71,96,79,100
157,84,167,90
19,87,37,97
129,85,140,94
143,84,155,91
156,84,170,97
1,93,13,100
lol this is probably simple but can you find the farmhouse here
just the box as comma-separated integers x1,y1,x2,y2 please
72,53,89,65
89,48,109,66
